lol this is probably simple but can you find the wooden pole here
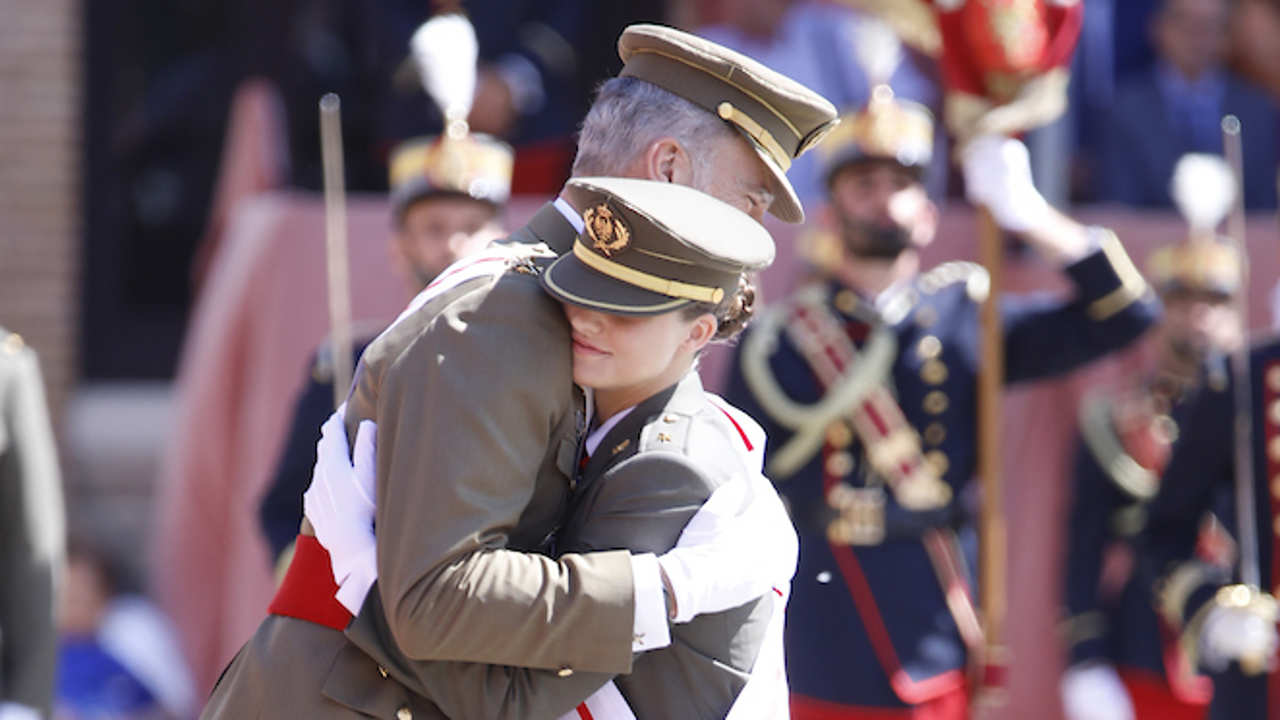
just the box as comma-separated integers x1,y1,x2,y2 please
975,204,1007,702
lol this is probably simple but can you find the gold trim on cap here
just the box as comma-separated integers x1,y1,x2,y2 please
718,102,792,172
572,240,726,304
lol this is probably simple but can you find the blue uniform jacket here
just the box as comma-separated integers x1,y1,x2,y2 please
725,239,1158,710
1144,337,1280,719
1063,384,1230,704
259,337,372,562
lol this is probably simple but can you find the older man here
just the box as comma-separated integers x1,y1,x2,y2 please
202,24,836,720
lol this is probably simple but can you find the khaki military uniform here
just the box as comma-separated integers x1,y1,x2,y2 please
0,330,65,717
342,372,774,719
203,204,635,720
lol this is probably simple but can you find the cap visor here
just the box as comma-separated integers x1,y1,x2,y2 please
750,143,804,223
540,253,693,316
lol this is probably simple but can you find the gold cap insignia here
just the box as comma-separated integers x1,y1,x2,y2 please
584,204,631,258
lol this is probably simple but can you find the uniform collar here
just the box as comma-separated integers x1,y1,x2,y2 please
581,372,704,480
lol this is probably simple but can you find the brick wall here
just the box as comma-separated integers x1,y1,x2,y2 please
0,0,81,417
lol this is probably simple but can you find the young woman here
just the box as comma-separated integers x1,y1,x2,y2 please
533,176,787,719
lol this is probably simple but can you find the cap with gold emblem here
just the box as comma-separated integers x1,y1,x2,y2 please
816,85,935,185
541,177,775,315
1147,153,1242,298
387,134,514,219
617,24,839,224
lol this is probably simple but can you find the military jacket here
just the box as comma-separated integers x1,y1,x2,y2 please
345,372,776,719
0,329,64,716
1145,335,1280,719
203,204,638,720
725,240,1158,710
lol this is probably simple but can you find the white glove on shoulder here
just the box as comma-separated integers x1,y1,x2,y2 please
656,472,797,624
1199,599,1279,673
303,407,379,614
962,134,1051,233
1060,662,1134,720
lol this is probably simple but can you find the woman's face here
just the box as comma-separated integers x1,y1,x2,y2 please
562,303,713,402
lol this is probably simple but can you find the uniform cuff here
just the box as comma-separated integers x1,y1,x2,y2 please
1064,228,1150,321
629,553,671,653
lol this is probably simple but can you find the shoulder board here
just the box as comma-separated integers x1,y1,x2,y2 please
1078,392,1158,500
918,261,989,303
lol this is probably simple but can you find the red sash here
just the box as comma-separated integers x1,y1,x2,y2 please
267,534,353,631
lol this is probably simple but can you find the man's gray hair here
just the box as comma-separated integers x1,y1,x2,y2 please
571,77,738,184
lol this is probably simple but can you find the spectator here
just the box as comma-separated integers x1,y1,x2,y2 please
1099,0,1278,209
55,542,193,720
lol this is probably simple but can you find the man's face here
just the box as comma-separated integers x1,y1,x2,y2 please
1161,288,1240,362
827,161,936,260
695,133,777,223
393,195,500,290
1153,0,1228,79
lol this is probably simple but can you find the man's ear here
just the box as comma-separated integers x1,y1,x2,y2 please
642,138,696,185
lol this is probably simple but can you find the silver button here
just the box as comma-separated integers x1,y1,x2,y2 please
397,707,412,720
557,666,574,677
378,665,388,679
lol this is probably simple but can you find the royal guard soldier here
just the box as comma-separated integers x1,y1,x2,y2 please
1142,166,1280,717
258,12,514,569
723,45,1158,719
1060,154,1244,720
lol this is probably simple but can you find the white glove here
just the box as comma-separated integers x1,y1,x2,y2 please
657,472,797,624
0,702,40,720
1060,662,1135,720
303,407,379,614
1199,601,1279,673
962,134,1051,232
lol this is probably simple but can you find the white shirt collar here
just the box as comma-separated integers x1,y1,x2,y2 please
553,196,585,235
586,406,635,457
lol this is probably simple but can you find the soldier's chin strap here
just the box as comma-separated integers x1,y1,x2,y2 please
739,285,896,477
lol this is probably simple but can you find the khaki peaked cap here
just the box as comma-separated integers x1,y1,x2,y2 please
618,24,838,223
541,177,775,316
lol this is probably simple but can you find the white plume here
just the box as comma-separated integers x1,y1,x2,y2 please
1170,153,1236,233
410,13,478,124
852,16,902,87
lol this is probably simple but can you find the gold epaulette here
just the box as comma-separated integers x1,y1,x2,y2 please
1078,393,1159,501
739,285,896,478
918,261,990,302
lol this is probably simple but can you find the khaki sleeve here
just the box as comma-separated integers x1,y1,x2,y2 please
342,453,714,719
0,345,65,714
357,275,636,675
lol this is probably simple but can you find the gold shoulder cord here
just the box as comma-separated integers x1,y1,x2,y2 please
1078,393,1158,500
740,286,897,477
